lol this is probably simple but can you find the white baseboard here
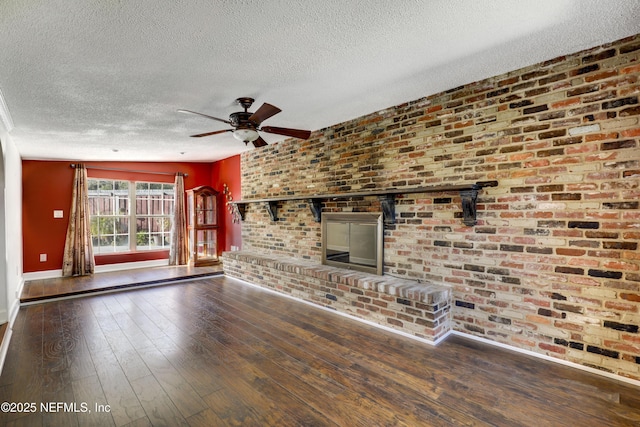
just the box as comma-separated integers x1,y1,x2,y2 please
0,292,18,378
22,269,63,281
9,298,19,326
14,276,25,303
0,327,12,377
451,331,640,389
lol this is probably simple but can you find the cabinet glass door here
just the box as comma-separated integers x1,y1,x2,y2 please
196,193,217,226
195,229,218,260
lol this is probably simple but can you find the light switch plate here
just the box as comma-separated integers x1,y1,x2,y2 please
54,210,64,218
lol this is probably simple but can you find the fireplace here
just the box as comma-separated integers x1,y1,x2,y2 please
321,212,383,275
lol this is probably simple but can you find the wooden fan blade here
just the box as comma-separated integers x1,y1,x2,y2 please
252,136,268,148
190,129,232,138
178,109,231,125
248,103,281,125
260,126,311,140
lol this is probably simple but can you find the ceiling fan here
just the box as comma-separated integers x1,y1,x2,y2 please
178,97,311,148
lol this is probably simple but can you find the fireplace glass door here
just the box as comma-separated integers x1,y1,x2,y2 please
322,212,383,275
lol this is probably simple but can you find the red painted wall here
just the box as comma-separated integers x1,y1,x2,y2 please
211,155,242,252
22,160,214,273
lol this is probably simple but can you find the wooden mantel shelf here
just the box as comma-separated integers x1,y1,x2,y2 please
230,180,497,226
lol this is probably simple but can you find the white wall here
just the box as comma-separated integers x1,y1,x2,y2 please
0,130,22,326
0,142,6,323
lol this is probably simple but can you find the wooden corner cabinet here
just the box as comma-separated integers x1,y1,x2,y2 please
186,185,220,266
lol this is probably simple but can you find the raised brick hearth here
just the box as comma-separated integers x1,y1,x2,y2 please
222,251,452,343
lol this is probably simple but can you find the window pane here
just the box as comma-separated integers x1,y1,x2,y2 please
149,196,162,215
115,234,129,251
88,178,174,254
136,218,149,233
99,235,115,253
163,199,174,216
98,180,113,193
89,199,99,216
117,197,128,215
136,217,149,249
136,197,148,215
116,218,128,233
136,234,149,248
149,233,166,247
98,217,114,235
90,218,100,237
102,197,114,214
152,217,165,232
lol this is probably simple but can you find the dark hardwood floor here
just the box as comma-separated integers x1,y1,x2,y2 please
20,265,223,303
2,275,639,426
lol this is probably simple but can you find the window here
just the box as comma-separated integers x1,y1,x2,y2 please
134,182,175,251
88,179,175,254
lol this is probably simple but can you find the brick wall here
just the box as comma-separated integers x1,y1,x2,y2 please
240,35,640,381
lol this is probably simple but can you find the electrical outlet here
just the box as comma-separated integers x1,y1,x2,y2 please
54,210,64,218
40,253,47,262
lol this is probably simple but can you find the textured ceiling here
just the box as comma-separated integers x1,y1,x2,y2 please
1,0,639,162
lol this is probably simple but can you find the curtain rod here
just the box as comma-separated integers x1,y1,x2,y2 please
70,164,188,177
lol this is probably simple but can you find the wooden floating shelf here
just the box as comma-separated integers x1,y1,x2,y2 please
229,180,498,226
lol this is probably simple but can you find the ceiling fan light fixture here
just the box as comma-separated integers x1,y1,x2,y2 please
233,128,259,143
180,98,310,147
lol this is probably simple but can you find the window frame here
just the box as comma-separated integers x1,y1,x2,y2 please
87,178,175,255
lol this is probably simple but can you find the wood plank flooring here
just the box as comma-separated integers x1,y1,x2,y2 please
2,275,639,426
20,265,223,303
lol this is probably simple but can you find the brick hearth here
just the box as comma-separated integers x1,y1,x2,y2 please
222,251,452,343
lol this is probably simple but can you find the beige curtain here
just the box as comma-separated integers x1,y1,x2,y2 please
62,164,94,276
169,173,189,265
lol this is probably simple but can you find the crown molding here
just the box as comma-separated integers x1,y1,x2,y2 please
0,87,14,132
